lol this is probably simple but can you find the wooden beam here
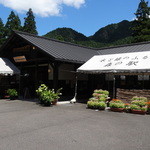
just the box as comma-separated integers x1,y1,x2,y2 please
53,62,61,91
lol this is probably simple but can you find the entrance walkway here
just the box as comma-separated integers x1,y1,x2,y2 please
0,99,150,150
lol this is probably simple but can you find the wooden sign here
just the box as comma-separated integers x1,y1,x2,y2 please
13,56,27,62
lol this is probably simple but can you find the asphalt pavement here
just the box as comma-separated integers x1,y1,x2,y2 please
0,99,150,150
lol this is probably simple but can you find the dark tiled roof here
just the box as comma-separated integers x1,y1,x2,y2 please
14,31,98,63
2,31,150,64
98,42,150,55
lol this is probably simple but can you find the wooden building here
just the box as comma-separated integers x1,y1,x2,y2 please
0,31,97,99
0,30,150,100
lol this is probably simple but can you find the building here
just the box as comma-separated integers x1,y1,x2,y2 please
0,30,150,100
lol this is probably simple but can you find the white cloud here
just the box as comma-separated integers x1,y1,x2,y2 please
0,0,85,17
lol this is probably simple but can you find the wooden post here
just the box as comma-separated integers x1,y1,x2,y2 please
113,76,116,99
52,62,60,91
35,61,38,89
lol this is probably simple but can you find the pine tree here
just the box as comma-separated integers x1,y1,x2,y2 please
132,0,150,42
0,18,6,46
5,11,22,38
23,8,38,35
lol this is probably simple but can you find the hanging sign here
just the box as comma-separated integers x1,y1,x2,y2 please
13,56,27,62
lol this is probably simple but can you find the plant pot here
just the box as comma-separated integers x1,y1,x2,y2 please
110,108,124,112
52,99,58,105
131,109,146,115
10,96,16,100
99,107,105,110
43,101,51,107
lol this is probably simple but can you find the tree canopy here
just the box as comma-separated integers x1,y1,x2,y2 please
23,8,38,35
5,11,21,38
132,0,150,42
0,18,6,46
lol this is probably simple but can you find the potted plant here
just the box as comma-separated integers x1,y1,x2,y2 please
131,96,147,102
87,101,95,109
7,89,18,100
109,99,125,112
36,84,62,106
131,100,147,107
40,90,53,106
130,104,147,115
51,88,62,105
130,96,148,114
97,102,107,110
36,84,48,104
87,101,106,110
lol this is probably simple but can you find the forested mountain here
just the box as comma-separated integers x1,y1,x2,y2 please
44,20,134,48
90,20,133,43
44,27,89,42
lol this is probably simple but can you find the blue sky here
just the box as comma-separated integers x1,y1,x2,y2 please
0,0,145,36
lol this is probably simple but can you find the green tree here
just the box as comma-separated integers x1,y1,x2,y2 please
0,18,6,46
132,0,150,42
23,8,38,35
5,11,21,38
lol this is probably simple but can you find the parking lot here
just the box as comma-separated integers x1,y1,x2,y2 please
0,99,150,150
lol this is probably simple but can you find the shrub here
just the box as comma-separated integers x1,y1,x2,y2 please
40,90,53,103
109,102,125,108
97,102,106,110
131,96,139,101
36,84,62,105
99,97,106,102
141,107,147,112
36,84,48,98
89,97,98,101
87,101,106,110
7,89,18,97
131,100,147,107
94,89,109,95
130,104,141,110
99,94,108,98
131,96,147,102
139,97,148,102
87,101,94,109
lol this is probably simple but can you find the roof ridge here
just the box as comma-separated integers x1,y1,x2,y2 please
13,30,98,51
13,30,150,52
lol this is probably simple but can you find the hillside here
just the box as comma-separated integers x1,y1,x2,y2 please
90,20,133,43
44,20,134,48
44,27,89,42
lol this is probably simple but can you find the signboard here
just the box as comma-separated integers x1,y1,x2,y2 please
13,56,27,62
77,51,150,74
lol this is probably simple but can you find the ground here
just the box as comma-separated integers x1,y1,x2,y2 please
0,99,150,150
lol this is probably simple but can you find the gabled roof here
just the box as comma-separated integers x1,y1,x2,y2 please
1,30,150,64
13,31,98,63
